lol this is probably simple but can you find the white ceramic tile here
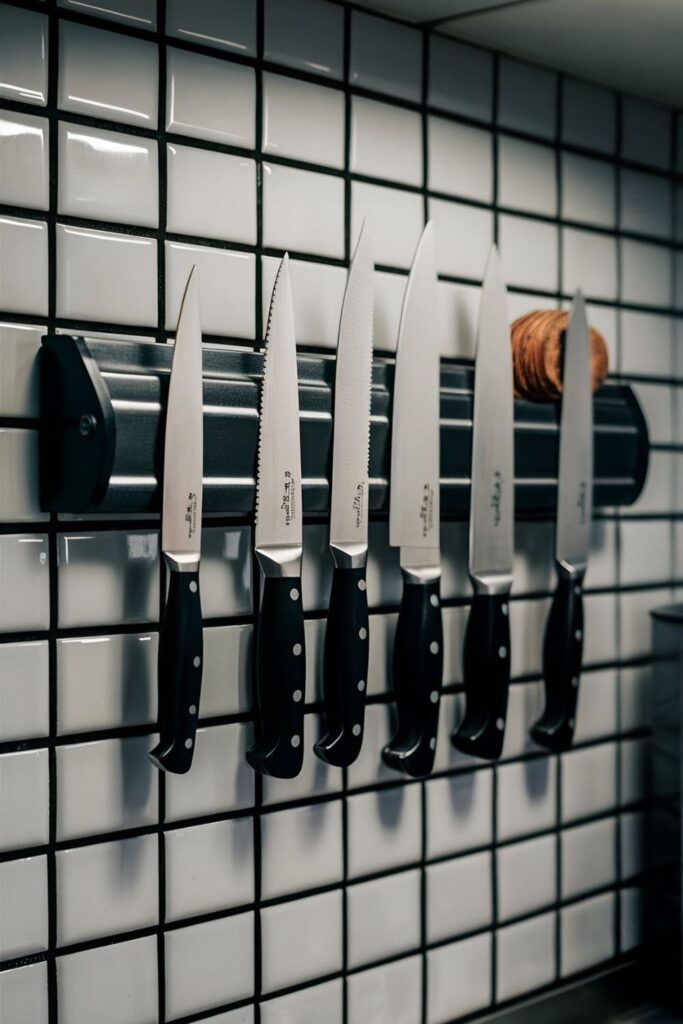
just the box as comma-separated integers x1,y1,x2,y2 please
58,0,156,29
352,182,423,270
165,913,254,1019
0,963,48,1022
261,255,347,348
373,268,405,350
622,97,671,171
497,757,557,842
347,784,422,878
263,163,344,259
0,533,49,632
0,641,47,745
56,735,157,840
0,429,45,521
427,932,492,1024
620,587,672,660
201,623,251,717
562,228,617,301
166,816,254,921
429,199,494,280
264,713,342,805
58,936,158,1024
261,800,343,899
0,855,47,959
427,851,492,943
166,241,254,337
573,669,618,744
58,122,158,228
497,834,556,921
166,46,255,147
302,522,334,612
437,280,479,360
441,606,467,688
562,78,616,154
582,592,614,664
57,835,157,944
428,116,492,204
498,58,557,140
561,153,615,228
499,136,556,217
619,666,651,734
627,453,674,516
432,692,485,775
0,216,48,316
351,11,421,103
0,5,47,106
59,21,157,127
0,110,48,209
366,522,402,607
264,0,343,79
348,869,421,967
262,978,343,1024
165,723,254,821
0,323,43,418
561,743,617,823
347,955,422,1024
514,520,554,593
496,912,556,1002
426,768,492,860
621,737,647,805
561,818,616,898
57,224,157,326
264,72,344,169
586,301,618,370
303,617,325,704
621,239,673,308
508,597,549,678
560,892,615,976
261,890,342,993
0,749,48,852
499,214,558,292
500,681,545,761
346,701,397,790
621,886,643,952
198,526,252,618
167,0,255,54
351,97,422,187
620,518,673,583
621,170,672,240
57,530,159,627
429,36,493,122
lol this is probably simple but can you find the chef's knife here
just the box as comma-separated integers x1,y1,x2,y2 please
315,223,374,768
382,221,443,779
452,246,514,762
247,254,306,779
149,266,204,774
532,292,592,752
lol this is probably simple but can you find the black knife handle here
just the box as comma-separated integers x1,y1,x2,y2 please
149,568,203,774
247,575,306,778
382,576,443,778
531,567,584,752
315,565,369,767
452,591,511,761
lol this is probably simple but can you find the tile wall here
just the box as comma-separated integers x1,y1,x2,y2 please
0,0,681,1022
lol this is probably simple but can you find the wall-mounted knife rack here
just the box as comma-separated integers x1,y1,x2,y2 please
39,335,649,517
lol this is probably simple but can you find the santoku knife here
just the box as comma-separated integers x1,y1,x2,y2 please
247,254,306,779
532,292,592,752
382,221,443,779
150,266,204,774
452,246,514,762
315,223,374,768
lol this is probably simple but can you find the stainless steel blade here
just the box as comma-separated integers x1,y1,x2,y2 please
389,221,441,576
329,222,374,562
255,254,303,569
162,266,203,567
556,292,593,571
468,246,514,591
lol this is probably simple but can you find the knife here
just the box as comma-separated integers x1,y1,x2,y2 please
149,266,204,774
532,292,592,752
452,246,514,762
315,223,374,768
382,221,443,779
247,254,306,779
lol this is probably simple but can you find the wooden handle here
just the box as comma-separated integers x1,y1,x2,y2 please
511,309,608,401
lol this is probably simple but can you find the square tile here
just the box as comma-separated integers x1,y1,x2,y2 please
620,587,673,659
428,116,493,203
59,21,158,127
166,241,255,337
562,228,617,300
573,669,618,744
347,956,422,1024
165,817,254,921
261,255,347,348
496,913,556,1002
264,73,344,168
58,936,158,1024
0,963,48,1022
621,169,672,239
437,281,480,359
497,834,556,921
261,800,343,899
620,517,673,583
201,623,252,717
0,323,43,418
426,768,493,860
166,46,255,147
263,713,342,805
560,893,615,976
427,851,492,942
497,757,557,841
351,97,422,187
429,199,494,280
264,0,343,79
429,35,493,122
499,136,557,216
621,96,672,170
0,641,48,742
0,855,47,959
262,979,342,1024
261,890,342,993
165,723,254,821
346,701,398,790
167,0,255,55
58,0,156,28
0,5,47,106
347,784,422,878
427,932,492,1024
619,667,651,734
0,749,49,852
498,58,557,140
198,526,253,618
562,78,616,154
352,182,423,270
621,238,673,308
561,818,616,898
348,869,421,967
351,11,421,103
165,913,254,1019
499,214,558,292
0,110,49,210
561,743,617,822
500,680,545,761
301,523,334,612
0,533,50,632
263,163,344,259
561,153,615,228
0,429,44,521
0,216,48,316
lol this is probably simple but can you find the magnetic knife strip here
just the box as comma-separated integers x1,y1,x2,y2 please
39,335,649,516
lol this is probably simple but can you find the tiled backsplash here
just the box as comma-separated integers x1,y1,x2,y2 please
0,0,681,1022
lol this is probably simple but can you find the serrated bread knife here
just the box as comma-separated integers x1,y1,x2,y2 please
315,223,374,768
452,246,514,762
149,266,204,774
532,292,592,752
382,221,443,779
247,254,306,779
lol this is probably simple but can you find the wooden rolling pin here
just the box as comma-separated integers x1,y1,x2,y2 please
511,309,608,401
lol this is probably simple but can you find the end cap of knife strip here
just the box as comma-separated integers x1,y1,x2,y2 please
511,308,608,401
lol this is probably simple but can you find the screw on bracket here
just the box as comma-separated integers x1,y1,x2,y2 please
79,414,97,438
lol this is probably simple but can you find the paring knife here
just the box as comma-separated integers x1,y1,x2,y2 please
315,223,374,768
532,292,592,752
247,254,306,779
452,246,514,762
149,266,204,774
382,221,443,779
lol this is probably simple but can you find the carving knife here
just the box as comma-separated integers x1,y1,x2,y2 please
315,223,374,768
532,292,592,752
247,254,306,779
452,246,514,762
149,266,204,774
382,221,443,779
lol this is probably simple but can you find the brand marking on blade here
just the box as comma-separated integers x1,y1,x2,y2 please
577,480,587,525
185,491,198,540
280,470,297,527
419,483,435,538
352,481,365,529
490,471,503,528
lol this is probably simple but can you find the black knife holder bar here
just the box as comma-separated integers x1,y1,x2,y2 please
39,335,649,517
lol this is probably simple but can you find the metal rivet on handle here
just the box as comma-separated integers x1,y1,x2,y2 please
189,705,197,715
193,656,201,668
359,627,367,640
358,579,366,592
292,689,302,703
498,646,507,658
572,677,579,688
357,680,365,692
189,581,198,593
185,738,193,749
352,724,361,737
291,735,301,748
496,718,504,731
502,603,508,616
290,587,299,601
568,718,575,729
430,641,439,654
430,690,439,703
430,593,438,607
429,737,436,750
293,643,302,656
575,629,582,641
